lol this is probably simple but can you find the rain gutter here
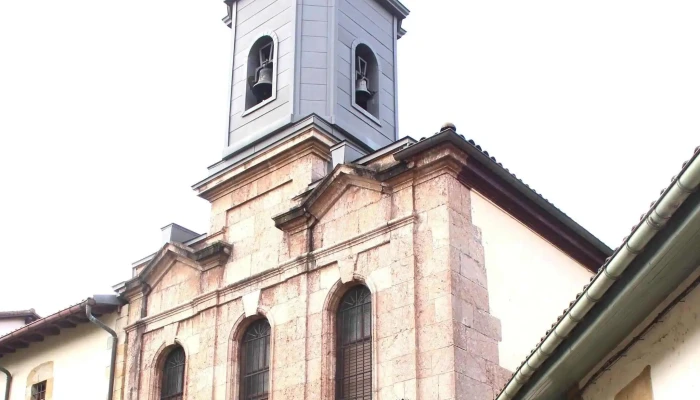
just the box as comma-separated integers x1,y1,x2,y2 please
0,366,10,400
497,147,700,400
86,295,122,400
0,302,89,346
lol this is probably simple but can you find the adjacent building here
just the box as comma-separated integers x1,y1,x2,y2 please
0,296,122,400
0,310,40,337
496,147,700,400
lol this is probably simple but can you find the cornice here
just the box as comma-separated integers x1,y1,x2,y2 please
377,0,409,19
196,133,333,202
193,121,337,198
124,212,416,333
120,241,230,302
394,129,610,271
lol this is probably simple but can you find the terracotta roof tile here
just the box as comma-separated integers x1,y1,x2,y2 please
0,309,40,320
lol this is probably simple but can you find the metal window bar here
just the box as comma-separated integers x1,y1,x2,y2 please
336,286,372,400
241,319,271,400
161,347,185,400
31,381,47,400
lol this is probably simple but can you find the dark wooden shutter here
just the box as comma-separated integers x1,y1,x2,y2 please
336,286,372,400
241,319,271,400
161,346,185,400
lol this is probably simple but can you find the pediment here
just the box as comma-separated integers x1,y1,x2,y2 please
139,243,202,290
273,164,389,231
119,241,231,298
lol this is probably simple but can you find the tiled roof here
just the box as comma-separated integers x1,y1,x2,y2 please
495,144,700,398
0,297,120,357
0,302,85,341
418,132,575,224
0,309,40,320
397,127,612,261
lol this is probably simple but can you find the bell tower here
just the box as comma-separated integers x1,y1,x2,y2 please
218,0,409,166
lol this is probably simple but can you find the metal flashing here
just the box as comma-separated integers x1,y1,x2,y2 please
199,115,330,190
194,114,374,193
160,223,201,245
184,233,207,246
131,253,156,267
355,136,416,165
376,0,410,20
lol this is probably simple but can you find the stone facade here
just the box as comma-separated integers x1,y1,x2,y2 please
114,126,519,400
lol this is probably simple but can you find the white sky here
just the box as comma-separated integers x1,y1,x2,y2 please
0,0,697,316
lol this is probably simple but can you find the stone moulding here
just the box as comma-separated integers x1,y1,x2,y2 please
394,128,611,271
308,213,414,261
193,127,336,202
194,241,232,270
145,339,192,400
225,304,276,400
124,213,416,334
271,205,312,233
273,163,392,232
121,240,232,298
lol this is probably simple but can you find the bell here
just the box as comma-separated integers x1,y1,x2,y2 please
355,77,372,104
252,64,273,101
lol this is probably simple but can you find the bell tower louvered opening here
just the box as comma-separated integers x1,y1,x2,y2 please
353,44,379,119
245,36,275,111
213,0,409,171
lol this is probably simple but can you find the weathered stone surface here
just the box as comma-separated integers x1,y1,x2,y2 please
474,309,503,341
456,373,495,400
116,132,510,400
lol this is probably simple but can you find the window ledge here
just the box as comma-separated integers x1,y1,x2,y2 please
352,102,382,127
242,95,277,117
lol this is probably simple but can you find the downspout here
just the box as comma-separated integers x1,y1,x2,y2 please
497,147,700,400
87,303,117,400
0,366,11,400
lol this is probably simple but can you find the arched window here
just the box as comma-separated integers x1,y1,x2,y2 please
353,44,380,120
240,319,271,400
245,35,277,112
161,346,185,400
336,285,372,400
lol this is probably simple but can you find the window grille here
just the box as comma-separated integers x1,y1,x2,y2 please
336,285,372,400
31,381,47,400
241,319,271,400
161,346,185,400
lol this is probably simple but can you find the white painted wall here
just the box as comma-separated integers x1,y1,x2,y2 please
0,318,26,336
0,313,116,400
582,279,700,400
470,192,593,372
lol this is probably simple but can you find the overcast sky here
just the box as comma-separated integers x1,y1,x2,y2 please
0,0,697,316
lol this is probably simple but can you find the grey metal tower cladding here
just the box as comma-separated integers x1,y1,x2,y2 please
220,0,409,161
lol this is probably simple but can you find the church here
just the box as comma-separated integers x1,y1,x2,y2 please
3,0,698,399
109,0,613,399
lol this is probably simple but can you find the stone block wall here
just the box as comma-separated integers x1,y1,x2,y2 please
114,131,509,400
